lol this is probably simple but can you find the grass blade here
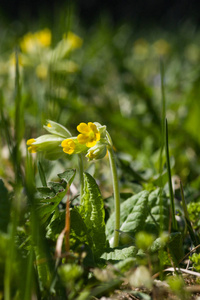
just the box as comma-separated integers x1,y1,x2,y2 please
165,118,177,230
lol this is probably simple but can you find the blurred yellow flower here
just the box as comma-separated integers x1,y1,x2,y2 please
36,63,48,79
153,39,170,56
35,28,51,47
77,122,100,147
20,28,51,53
133,39,149,58
65,31,83,50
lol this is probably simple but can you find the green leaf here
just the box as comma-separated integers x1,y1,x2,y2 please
57,169,76,186
47,207,95,266
0,179,10,232
106,189,170,243
36,169,76,223
0,232,9,286
37,188,67,223
168,232,184,264
114,257,136,272
81,172,106,258
144,188,169,234
70,208,93,249
106,190,149,240
101,246,137,262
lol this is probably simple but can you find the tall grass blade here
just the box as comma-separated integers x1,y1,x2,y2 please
38,161,47,187
13,49,24,184
165,118,177,230
158,59,166,279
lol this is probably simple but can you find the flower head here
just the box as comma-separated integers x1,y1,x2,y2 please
77,122,100,147
61,138,76,154
61,138,87,155
20,28,51,53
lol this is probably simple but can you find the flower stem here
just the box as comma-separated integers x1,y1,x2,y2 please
78,154,84,203
107,135,120,247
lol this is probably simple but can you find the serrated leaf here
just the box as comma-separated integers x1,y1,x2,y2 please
0,179,10,232
106,190,149,240
81,172,106,258
101,246,137,262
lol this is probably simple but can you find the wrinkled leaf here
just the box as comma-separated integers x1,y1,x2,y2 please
106,190,149,240
144,188,169,234
81,172,107,258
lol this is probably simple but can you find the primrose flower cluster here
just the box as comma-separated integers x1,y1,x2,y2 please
27,120,108,161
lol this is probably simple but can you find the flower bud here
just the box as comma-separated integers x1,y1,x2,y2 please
43,120,72,138
86,142,107,161
27,134,64,160
94,122,107,138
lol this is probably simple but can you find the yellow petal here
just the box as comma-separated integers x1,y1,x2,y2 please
28,146,37,153
27,138,36,145
86,140,97,147
95,132,101,141
88,122,98,133
77,133,89,144
77,123,90,134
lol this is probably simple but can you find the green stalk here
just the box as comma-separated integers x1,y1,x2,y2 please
106,132,120,247
78,154,84,203
165,118,177,230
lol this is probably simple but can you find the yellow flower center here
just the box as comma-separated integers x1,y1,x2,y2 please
61,139,76,154
77,122,100,147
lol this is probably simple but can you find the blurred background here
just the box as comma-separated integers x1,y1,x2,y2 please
1,0,200,28
0,0,200,195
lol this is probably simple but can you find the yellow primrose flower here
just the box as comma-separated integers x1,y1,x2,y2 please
61,138,87,155
61,139,76,154
77,122,101,147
